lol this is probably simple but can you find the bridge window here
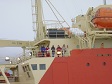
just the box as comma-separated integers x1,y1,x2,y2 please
39,64,46,70
47,29,67,38
31,64,37,70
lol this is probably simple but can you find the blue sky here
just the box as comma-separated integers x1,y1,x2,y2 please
0,0,112,59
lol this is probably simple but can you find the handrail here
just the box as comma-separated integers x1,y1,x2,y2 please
10,49,70,64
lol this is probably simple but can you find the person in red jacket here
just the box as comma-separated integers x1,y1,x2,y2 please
46,51,50,57
46,46,49,52
45,46,50,57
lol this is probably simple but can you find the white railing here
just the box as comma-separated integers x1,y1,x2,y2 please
9,49,70,64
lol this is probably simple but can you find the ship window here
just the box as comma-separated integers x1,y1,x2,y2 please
103,62,106,66
39,64,46,70
31,64,37,70
86,63,90,66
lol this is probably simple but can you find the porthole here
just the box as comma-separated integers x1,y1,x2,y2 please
107,54,111,56
103,62,106,66
86,63,90,66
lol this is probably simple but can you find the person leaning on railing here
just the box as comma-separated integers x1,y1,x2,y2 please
56,45,62,57
40,45,46,57
62,44,66,56
45,46,50,57
51,45,55,57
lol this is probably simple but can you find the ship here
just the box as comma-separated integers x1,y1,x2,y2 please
0,0,112,84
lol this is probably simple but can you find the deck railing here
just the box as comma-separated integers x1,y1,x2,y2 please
10,49,70,64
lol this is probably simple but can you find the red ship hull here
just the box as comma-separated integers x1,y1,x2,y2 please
39,48,112,84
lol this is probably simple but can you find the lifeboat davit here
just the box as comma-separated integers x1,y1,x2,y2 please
92,7,112,29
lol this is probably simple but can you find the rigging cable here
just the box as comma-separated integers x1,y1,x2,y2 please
45,0,63,28
47,0,70,28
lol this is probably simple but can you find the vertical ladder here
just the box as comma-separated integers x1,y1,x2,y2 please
31,0,38,40
31,0,45,41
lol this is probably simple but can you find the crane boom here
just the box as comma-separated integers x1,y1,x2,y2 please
0,40,34,47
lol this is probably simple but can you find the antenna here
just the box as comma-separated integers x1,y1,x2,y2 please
103,0,106,5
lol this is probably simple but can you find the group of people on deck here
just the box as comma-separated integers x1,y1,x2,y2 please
37,44,67,57
39,45,50,57
51,44,67,57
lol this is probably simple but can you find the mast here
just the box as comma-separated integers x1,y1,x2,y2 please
33,0,44,41
36,0,44,40
103,0,106,5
